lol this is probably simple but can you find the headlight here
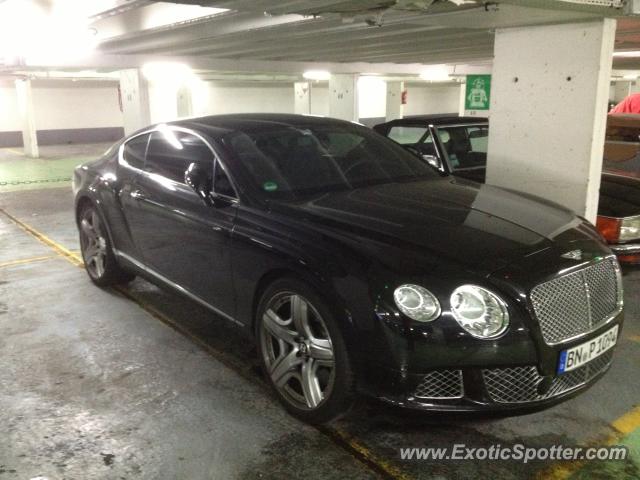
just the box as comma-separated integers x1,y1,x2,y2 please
450,285,509,338
620,215,640,242
394,284,441,322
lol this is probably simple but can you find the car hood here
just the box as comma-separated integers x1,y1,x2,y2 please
271,177,584,274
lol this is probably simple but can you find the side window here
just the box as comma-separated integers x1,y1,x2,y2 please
387,126,427,145
214,161,237,198
146,129,213,184
122,133,150,169
418,130,438,157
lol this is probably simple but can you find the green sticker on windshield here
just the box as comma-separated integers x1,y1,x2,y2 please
263,181,278,192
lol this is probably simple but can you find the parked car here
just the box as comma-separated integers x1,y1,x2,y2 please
74,114,623,423
374,114,640,264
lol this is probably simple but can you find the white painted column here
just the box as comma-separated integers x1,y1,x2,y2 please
614,80,632,102
294,82,311,115
486,20,616,222
385,81,404,121
177,85,193,118
458,82,466,117
119,69,151,135
15,78,38,158
329,74,358,122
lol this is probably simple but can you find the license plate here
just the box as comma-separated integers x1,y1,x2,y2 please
557,325,619,374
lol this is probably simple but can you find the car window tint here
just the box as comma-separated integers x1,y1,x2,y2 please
388,126,427,144
437,125,488,170
146,129,214,184
214,162,236,198
122,133,150,169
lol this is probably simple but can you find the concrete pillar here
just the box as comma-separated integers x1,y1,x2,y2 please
614,80,631,102
177,85,193,118
294,82,311,115
329,74,358,122
385,81,404,121
486,19,616,222
15,79,39,158
458,82,466,117
119,69,151,135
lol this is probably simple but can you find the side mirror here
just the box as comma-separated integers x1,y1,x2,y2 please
422,154,441,168
185,162,213,205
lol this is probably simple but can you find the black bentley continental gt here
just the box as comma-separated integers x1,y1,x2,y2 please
73,114,624,423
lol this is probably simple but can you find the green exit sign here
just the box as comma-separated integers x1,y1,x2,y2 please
465,74,491,112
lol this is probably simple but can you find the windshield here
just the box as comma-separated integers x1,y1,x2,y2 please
225,123,437,200
436,125,488,171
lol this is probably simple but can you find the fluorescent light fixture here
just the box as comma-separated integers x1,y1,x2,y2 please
419,65,451,82
0,0,97,65
614,51,640,58
142,62,193,85
303,70,331,81
624,73,639,80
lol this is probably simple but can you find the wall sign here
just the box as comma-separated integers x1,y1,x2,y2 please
465,74,491,115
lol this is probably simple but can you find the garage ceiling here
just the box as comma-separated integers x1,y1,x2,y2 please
86,0,640,68
4,0,640,74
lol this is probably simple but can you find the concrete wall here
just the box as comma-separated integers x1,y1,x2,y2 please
199,81,295,116
0,79,124,147
404,83,461,116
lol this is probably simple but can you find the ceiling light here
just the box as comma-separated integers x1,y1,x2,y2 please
419,65,451,82
303,70,331,81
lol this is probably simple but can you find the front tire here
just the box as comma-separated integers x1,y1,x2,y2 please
78,204,134,287
256,277,355,424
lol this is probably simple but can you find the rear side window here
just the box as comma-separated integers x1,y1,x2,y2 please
122,133,150,169
146,129,214,184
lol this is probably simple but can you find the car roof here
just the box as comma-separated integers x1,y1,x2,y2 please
378,114,488,127
169,113,358,137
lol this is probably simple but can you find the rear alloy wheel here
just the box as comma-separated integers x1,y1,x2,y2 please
79,204,134,286
257,279,354,423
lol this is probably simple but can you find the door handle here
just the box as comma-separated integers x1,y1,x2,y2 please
130,189,147,201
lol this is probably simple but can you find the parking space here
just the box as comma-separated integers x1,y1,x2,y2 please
1,180,639,479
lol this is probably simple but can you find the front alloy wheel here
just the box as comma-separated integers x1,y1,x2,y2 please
257,279,354,423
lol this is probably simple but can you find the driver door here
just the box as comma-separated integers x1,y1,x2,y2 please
124,127,238,318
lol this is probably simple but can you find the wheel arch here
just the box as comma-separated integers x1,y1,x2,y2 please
249,266,355,339
75,193,118,251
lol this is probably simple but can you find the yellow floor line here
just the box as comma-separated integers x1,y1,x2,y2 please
0,255,57,269
5,148,24,156
537,405,640,479
627,335,640,344
0,207,408,480
0,208,83,267
325,426,414,480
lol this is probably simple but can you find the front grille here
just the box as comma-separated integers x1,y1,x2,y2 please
482,350,614,404
414,370,464,399
530,257,622,345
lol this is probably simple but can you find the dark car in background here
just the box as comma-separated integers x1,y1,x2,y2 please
374,115,640,264
74,114,623,423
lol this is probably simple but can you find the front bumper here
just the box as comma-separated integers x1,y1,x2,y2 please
370,349,614,412
610,243,640,264
359,309,623,412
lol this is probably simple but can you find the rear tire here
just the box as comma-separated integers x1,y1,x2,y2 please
256,277,355,424
78,204,135,287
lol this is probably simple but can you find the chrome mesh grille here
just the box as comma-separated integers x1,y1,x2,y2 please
414,370,464,399
482,350,614,404
530,258,621,345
